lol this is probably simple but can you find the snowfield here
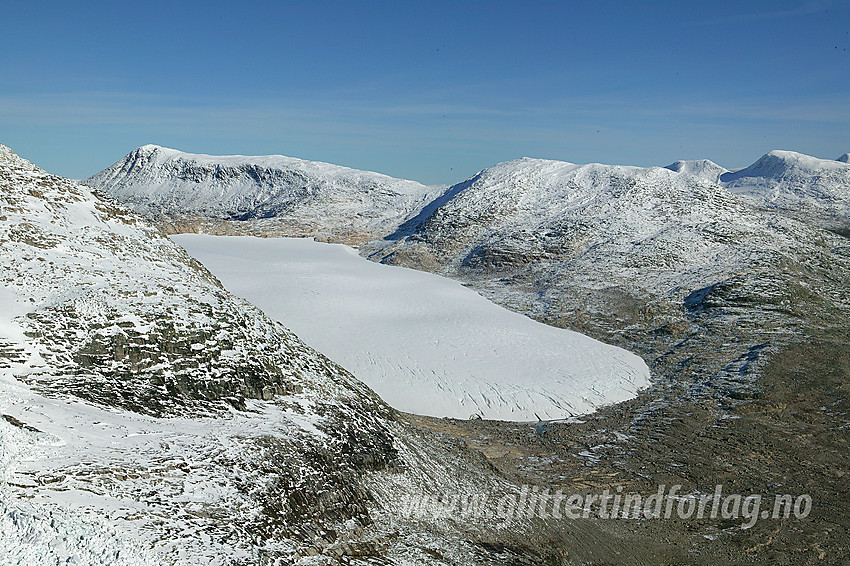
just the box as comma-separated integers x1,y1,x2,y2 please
172,234,651,421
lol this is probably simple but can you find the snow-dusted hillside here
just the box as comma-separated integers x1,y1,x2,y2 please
84,145,442,242
380,156,793,293
173,235,650,421
0,143,457,564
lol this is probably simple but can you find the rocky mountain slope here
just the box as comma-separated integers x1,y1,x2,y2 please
369,155,850,562
85,145,442,244
373,154,849,373
0,144,542,565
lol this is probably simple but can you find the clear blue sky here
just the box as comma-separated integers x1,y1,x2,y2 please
1,0,848,184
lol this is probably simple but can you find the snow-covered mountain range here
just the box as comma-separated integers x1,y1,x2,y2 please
378,154,838,292
87,146,850,235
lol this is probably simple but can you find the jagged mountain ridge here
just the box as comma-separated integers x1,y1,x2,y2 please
85,144,443,243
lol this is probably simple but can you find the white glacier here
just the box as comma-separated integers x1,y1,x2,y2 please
172,234,651,422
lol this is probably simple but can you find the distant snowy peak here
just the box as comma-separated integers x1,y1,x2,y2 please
722,150,849,182
837,153,850,163
0,143,31,169
85,145,441,241
719,150,850,221
665,159,728,183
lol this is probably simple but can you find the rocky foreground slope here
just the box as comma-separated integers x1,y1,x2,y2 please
0,144,553,565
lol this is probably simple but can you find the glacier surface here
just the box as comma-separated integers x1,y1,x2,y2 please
172,234,651,421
